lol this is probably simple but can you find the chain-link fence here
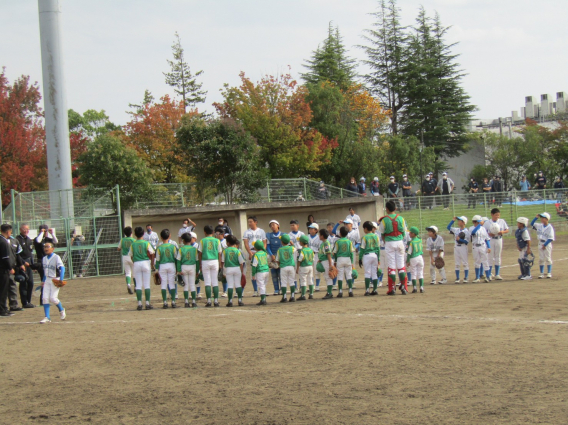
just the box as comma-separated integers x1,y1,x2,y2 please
383,189,568,243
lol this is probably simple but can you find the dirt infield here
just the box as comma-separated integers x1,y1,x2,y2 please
1,238,567,424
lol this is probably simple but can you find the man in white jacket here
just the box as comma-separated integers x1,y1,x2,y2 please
436,172,455,211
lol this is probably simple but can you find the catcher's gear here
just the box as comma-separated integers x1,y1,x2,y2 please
358,259,363,268
521,252,535,269
458,232,466,241
52,278,67,288
329,266,338,279
351,269,358,279
241,274,247,289
316,262,325,273
217,268,224,282
434,257,445,269
153,272,162,286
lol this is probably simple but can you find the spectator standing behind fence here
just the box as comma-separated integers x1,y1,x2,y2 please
370,177,380,196
482,178,492,201
468,178,479,209
358,177,367,196
534,171,546,191
421,174,435,209
519,175,531,200
346,177,358,193
316,181,327,200
70,229,85,278
306,215,316,231
492,176,503,207
402,175,412,210
554,177,564,202
436,172,454,210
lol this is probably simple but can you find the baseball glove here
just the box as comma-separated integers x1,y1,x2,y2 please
240,274,247,289
153,272,162,286
268,260,279,269
434,257,445,269
458,232,466,241
329,266,338,279
177,274,185,287
52,278,67,288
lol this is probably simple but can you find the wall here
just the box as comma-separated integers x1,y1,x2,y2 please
444,138,485,193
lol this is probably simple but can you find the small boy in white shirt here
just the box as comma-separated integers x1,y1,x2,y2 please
40,243,66,323
447,216,470,283
531,212,555,278
426,226,447,284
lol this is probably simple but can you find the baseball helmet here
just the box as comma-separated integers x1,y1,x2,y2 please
522,252,535,269
426,225,438,233
352,269,358,279
517,217,529,226
254,240,265,251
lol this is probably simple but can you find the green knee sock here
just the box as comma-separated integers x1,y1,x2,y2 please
419,278,424,287
347,279,353,289
169,288,176,301
144,288,151,303
228,288,234,301
327,285,333,294
290,286,296,296
126,276,131,285
161,289,167,302
282,287,287,298
372,279,378,290
205,286,212,300
301,286,306,296
338,280,343,291
398,272,406,284
309,285,314,295
136,289,142,302
365,278,371,290
191,291,197,301
184,291,189,301
412,279,417,288
213,286,219,300
260,294,266,302
236,287,243,300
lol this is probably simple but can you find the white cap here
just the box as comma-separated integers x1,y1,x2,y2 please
308,223,319,230
402,174,407,178
472,215,482,222
426,225,438,233
517,217,529,226
390,176,395,179
190,232,197,239
482,217,489,222
373,177,378,182
457,216,468,225
360,177,365,181
372,222,378,228
442,172,448,176
539,212,551,220
269,220,280,226
343,218,353,224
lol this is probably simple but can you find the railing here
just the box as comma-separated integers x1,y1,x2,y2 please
383,188,568,242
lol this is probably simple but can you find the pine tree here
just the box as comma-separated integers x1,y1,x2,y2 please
164,32,207,112
127,89,155,115
302,23,356,90
361,0,407,134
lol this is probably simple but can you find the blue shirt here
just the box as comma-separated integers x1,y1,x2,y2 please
266,231,283,257
519,180,531,191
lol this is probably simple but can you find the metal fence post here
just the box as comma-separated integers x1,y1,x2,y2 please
65,218,74,278
418,196,423,235
543,189,546,211
10,189,16,222
303,178,307,201
266,181,270,202
341,188,343,199
180,183,185,208
94,217,100,276
451,194,455,217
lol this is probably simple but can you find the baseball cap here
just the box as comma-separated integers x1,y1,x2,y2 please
472,215,482,222
429,172,433,175
409,226,420,235
254,240,265,251
308,223,319,230
390,176,395,179
442,172,448,176
269,220,279,226
373,177,378,182
299,235,309,245
343,218,353,224
360,177,365,181
457,216,468,225
517,217,529,226
482,217,489,222
426,225,438,233
280,234,290,244
402,174,407,178
190,232,197,239
539,212,551,220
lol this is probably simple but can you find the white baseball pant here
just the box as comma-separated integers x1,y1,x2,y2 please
385,240,405,275
159,263,176,290
454,245,469,271
321,261,333,286
362,253,378,279
408,256,424,280
202,260,219,287
122,255,134,278
280,266,295,288
133,260,151,290
180,264,196,293
255,271,269,295
472,245,489,269
225,267,242,289
42,279,61,305
489,238,503,266
429,251,446,282
538,243,553,266
298,266,313,287
336,257,352,281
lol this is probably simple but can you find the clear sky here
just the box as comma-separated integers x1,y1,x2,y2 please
2,0,567,125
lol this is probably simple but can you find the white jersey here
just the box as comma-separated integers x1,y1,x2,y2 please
177,226,194,239
157,239,179,248
242,228,267,250
484,219,509,237
308,234,321,253
346,214,362,230
449,227,470,248
328,234,338,251
403,231,411,248
346,229,361,248
288,230,305,250
42,253,64,279
426,235,444,252
532,223,555,244
220,239,228,250
143,231,159,249
469,225,490,246
375,230,385,248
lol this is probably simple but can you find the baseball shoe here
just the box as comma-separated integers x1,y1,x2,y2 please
191,302,198,308
308,294,314,299
364,291,370,296
297,295,306,301
378,282,383,287
463,279,468,283
454,279,460,284
205,301,212,307
226,301,233,307
521,275,533,280
214,301,220,307
483,276,490,283
494,275,503,280
23,303,35,308
518,275,524,280
127,285,134,295
332,286,337,291
336,292,343,298
171,302,176,308
221,292,228,298
323,293,333,299
386,290,396,296
289,297,296,302
60,309,66,320
197,294,203,299
420,287,424,293
256,300,266,306
253,291,259,297
401,288,408,295
39,317,51,324
238,300,244,306
273,290,280,296
430,281,436,285
315,287,320,292
546,273,552,278
472,279,480,283
438,279,447,284
538,274,544,279
10,307,22,312
412,288,417,293
185,301,190,308
348,291,354,297
145,304,153,310
370,290,378,296
163,303,169,309
137,305,143,311
280,297,287,303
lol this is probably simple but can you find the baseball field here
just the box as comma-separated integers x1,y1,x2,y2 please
1,238,567,424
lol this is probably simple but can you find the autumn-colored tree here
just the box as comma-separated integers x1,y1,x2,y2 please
0,68,47,206
215,72,335,178
124,95,192,183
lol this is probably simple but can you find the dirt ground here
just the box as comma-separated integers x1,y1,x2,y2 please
1,238,567,424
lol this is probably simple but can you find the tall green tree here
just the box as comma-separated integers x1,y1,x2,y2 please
361,0,407,134
164,32,207,112
177,117,266,204
302,23,356,90
68,109,119,140
127,89,155,115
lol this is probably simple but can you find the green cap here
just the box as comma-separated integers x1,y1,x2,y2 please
280,234,290,245
254,240,265,251
299,235,309,245
409,226,420,235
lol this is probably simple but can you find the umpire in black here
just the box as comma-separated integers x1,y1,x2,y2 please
16,223,36,308
0,224,17,317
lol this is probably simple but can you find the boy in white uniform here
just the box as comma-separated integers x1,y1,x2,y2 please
39,243,66,323
346,207,362,234
117,226,136,294
531,213,555,278
483,208,509,280
447,216,470,283
426,226,447,284
470,216,491,282
406,227,425,293
242,216,267,297
288,220,305,290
